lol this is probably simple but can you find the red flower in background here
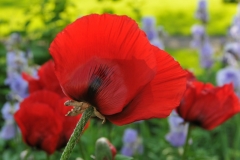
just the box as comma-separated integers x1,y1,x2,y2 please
14,90,88,154
177,81,240,130
49,13,187,125
22,60,64,97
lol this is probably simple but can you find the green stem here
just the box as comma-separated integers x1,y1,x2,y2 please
181,124,191,160
46,154,51,160
60,106,94,160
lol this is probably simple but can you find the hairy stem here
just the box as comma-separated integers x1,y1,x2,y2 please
60,106,94,160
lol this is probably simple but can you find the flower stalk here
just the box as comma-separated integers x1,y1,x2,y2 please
60,106,94,160
181,124,191,160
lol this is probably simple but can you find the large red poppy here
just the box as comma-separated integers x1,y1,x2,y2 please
177,81,240,130
14,90,88,154
22,60,64,97
49,14,187,125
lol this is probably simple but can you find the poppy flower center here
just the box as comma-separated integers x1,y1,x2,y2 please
64,100,105,123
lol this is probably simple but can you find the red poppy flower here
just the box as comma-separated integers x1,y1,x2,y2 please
14,90,88,154
177,81,240,130
22,60,64,97
49,14,187,125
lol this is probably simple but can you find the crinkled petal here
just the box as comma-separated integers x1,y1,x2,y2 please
49,14,158,115
107,47,187,125
178,81,240,130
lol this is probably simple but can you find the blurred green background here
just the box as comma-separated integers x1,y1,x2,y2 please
1,0,240,160
0,0,238,36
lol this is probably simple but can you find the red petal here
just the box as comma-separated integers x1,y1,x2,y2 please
14,91,63,154
177,82,214,121
49,14,158,115
185,70,197,82
38,60,64,96
22,60,64,96
201,84,240,130
22,72,42,93
107,46,187,125
178,81,240,130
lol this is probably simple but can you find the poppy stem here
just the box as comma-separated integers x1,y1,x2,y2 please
60,106,94,160
181,124,191,160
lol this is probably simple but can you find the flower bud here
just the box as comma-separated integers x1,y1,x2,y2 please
95,137,117,160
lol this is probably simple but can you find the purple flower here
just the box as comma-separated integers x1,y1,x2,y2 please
121,128,143,156
142,17,165,49
190,24,205,49
231,3,240,26
0,102,19,140
198,0,207,10
231,15,240,27
191,25,205,39
142,17,158,41
165,111,189,147
199,40,214,68
0,120,17,140
5,33,21,51
123,128,138,144
6,51,28,73
222,52,239,67
2,102,19,120
121,146,134,157
166,132,187,147
142,16,155,29
5,72,29,98
216,66,240,91
229,25,240,41
224,42,240,59
195,0,209,23
150,38,165,49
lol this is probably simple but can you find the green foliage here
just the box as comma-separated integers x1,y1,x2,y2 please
0,0,239,37
115,155,133,160
223,0,239,3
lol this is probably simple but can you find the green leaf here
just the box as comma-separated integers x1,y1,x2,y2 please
114,154,134,160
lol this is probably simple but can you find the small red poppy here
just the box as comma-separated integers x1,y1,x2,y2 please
177,81,240,130
22,60,64,97
49,14,187,125
14,90,88,154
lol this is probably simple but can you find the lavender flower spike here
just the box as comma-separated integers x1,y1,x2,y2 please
123,128,138,144
165,110,189,147
121,128,143,156
2,102,19,120
195,0,209,23
5,72,29,98
141,16,158,41
190,24,205,49
0,120,17,140
216,66,240,94
0,102,20,140
199,39,214,68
